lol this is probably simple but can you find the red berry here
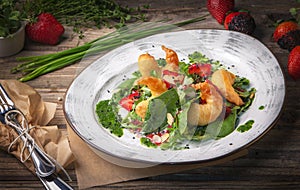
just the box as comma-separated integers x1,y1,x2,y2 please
273,21,299,42
207,0,235,24
26,13,64,45
288,46,300,80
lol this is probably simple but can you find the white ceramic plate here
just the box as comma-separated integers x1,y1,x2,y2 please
64,29,285,167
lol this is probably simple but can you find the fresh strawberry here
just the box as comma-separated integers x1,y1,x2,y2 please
273,21,299,42
224,11,256,35
288,46,300,80
207,0,235,24
26,13,64,45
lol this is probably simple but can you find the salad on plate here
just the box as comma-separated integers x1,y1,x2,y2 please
95,45,256,150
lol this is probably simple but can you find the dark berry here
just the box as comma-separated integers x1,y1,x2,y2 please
228,13,256,35
278,30,300,51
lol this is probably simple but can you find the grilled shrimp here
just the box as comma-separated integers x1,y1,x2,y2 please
137,76,168,97
138,53,161,77
161,45,179,66
211,69,244,106
188,81,224,126
135,100,149,119
135,77,168,118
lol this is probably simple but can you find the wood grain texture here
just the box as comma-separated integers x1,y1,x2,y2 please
1,0,300,189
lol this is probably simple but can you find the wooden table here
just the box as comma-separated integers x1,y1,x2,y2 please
1,0,300,189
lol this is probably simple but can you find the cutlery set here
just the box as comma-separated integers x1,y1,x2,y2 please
0,83,73,190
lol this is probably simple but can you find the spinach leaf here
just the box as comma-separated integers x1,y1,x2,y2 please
142,88,180,133
206,109,237,138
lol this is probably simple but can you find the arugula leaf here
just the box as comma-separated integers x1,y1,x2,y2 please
188,51,210,63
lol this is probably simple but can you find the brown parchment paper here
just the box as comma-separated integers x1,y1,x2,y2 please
0,80,74,174
67,124,248,190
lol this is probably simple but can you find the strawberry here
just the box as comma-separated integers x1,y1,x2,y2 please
207,0,235,24
26,13,64,45
224,11,256,35
288,46,300,80
273,21,299,42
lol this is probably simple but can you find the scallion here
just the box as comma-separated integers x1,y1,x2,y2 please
13,15,208,82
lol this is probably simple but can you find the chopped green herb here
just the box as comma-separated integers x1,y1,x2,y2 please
96,100,123,137
140,137,157,148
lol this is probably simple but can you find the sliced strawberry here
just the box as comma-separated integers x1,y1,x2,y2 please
119,97,134,111
207,0,235,24
188,63,212,77
162,69,185,86
273,21,299,42
119,91,140,111
288,46,300,80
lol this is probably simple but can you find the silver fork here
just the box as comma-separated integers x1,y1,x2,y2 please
0,83,73,190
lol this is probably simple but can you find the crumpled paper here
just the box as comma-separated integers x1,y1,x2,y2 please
0,80,74,174
67,121,248,189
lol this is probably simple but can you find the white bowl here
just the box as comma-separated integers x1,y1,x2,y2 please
0,22,25,57
64,29,285,168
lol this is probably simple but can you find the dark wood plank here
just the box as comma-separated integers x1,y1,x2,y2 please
1,0,300,189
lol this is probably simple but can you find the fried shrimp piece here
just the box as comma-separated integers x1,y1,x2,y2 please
135,77,168,119
211,69,244,106
137,76,168,97
138,53,161,77
135,100,149,119
162,45,179,66
188,81,224,126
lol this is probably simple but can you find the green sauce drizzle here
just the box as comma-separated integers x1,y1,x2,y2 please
237,120,254,133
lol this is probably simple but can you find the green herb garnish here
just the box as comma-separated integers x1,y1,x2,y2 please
95,100,123,137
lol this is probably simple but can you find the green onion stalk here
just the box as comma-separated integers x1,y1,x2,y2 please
13,15,208,82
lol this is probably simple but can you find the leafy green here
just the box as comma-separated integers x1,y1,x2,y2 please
0,0,22,37
142,88,179,133
188,51,210,63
